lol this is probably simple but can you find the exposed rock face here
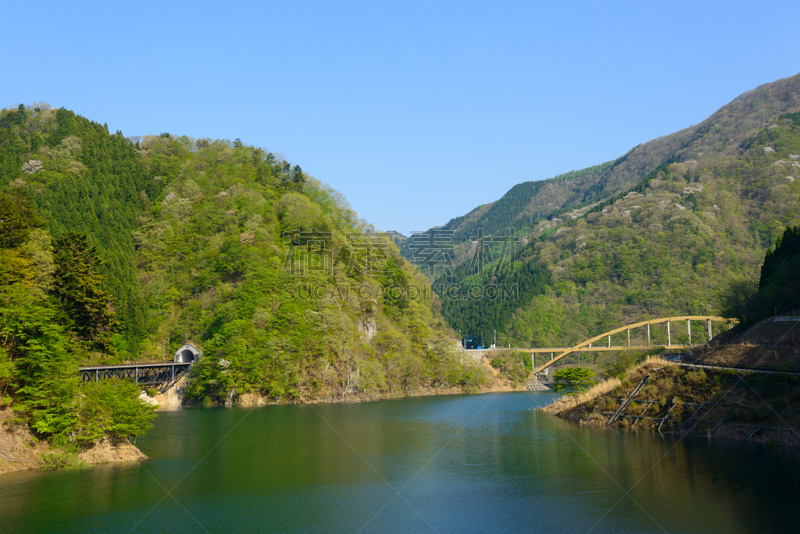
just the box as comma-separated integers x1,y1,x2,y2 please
138,391,159,407
236,393,267,407
357,317,377,340
152,375,188,411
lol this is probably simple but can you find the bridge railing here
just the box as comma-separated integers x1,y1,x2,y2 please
523,316,736,376
79,362,192,390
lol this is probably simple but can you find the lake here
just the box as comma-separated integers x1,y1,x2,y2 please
1,391,798,533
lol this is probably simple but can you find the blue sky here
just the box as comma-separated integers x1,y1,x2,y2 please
2,0,799,234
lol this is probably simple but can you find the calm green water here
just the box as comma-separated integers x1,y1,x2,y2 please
1,391,799,533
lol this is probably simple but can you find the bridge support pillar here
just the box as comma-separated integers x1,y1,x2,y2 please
688,320,691,345
95,369,98,383
707,320,712,341
667,321,671,346
608,335,611,348
647,324,650,346
627,329,630,347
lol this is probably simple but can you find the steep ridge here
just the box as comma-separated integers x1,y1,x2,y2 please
406,73,800,349
0,107,155,351
0,110,485,412
130,136,483,403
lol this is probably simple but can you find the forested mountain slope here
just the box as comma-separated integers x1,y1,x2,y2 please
414,73,800,348
131,136,480,402
0,106,481,409
0,189,154,452
0,105,156,352
404,74,800,263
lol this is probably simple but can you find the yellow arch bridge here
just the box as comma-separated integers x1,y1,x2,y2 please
509,316,737,376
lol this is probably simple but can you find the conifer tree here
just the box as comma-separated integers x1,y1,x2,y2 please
0,190,43,248
53,232,119,355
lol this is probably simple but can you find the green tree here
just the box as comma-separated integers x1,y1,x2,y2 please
759,225,800,315
552,367,596,395
16,103,26,125
760,225,800,288
0,284,79,437
718,278,761,327
0,190,43,248
76,379,156,443
53,232,119,355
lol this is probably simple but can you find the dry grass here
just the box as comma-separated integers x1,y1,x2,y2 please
540,378,621,414
540,357,677,415
689,316,800,371
540,327,800,447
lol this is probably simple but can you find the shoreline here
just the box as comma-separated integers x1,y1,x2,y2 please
539,359,800,449
0,408,147,477
1,372,530,477
153,353,528,410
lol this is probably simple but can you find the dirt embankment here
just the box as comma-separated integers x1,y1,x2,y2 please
686,316,800,371
477,354,528,392
0,408,147,477
542,358,800,447
541,317,800,447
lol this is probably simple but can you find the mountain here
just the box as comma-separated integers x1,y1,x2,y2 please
131,135,482,402
0,106,155,351
0,107,483,410
404,73,800,349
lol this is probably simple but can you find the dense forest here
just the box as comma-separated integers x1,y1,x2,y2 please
406,73,800,349
0,188,154,458
3,71,800,456
129,133,481,403
721,224,800,327
0,101,482,448
0,104,155,355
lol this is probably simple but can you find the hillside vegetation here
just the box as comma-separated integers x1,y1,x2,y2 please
407,73,800,350
546,359,800,447
0,105,154,353
0,188,154,460
130,135,482,403
0,105,483,420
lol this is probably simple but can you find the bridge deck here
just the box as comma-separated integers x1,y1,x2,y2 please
79,362,192,388
465,345,699,353
79,362,191,371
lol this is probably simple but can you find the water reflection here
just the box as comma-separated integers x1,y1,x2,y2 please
0,392,797,533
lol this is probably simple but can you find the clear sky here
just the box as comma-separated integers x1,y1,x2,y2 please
2,0,799,234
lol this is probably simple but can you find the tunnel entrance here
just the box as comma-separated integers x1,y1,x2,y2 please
174,344,202,363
